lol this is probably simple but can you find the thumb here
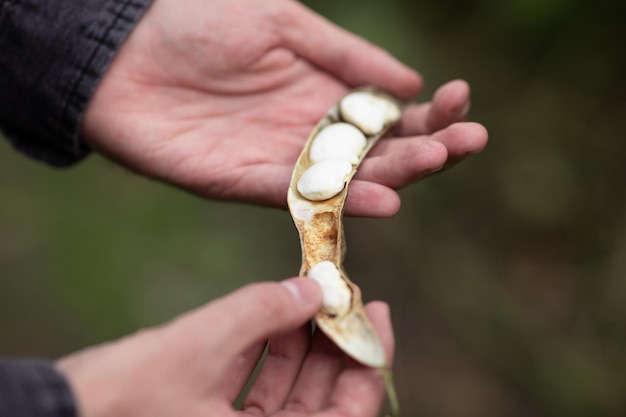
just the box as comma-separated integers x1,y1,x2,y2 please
276,1,422,100
170,278,322,364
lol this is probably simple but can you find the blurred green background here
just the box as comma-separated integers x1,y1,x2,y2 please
2,0,625,416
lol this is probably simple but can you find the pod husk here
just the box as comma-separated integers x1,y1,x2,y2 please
287,87,403,368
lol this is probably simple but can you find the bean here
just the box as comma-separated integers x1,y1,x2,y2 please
309,122,367,164
296,159,353,201
339,91,402,135
307,261,352,316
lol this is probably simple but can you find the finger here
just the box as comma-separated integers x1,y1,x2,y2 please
321,302,395,417
343,180,401,218
218,341,267,403
372,121,488,160
240,323,313,414
275,2,422,100
437,122,489,168
280,326,347,414
362,302,395,364
202,164,403,218
397,79,471,136
164,278,322,381
358,139,449,189
360,122,489,188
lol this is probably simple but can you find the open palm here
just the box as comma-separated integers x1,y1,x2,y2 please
83,0,487,216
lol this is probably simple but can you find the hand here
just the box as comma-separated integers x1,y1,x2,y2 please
57,278,395,417
82,0,487,217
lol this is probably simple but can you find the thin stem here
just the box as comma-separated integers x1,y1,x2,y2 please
381,367,399,417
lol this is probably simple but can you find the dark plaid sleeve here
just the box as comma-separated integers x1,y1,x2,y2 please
0,359,76,417
0,0,153,167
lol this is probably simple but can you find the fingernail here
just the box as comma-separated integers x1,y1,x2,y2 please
281,278,321,306
454,100,471,119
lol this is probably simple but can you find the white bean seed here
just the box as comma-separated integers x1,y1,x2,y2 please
339,91,402,135
308,261,352,315
309,123,367,164
296,159,353,201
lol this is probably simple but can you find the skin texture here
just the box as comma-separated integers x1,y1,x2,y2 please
57,279,395,417
82,0,488,217
61,0,489,415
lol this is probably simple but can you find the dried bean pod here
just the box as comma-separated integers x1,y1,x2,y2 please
287,87,403,416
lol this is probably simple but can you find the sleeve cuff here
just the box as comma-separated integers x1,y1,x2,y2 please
0,359,77,417
0,0,153,167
